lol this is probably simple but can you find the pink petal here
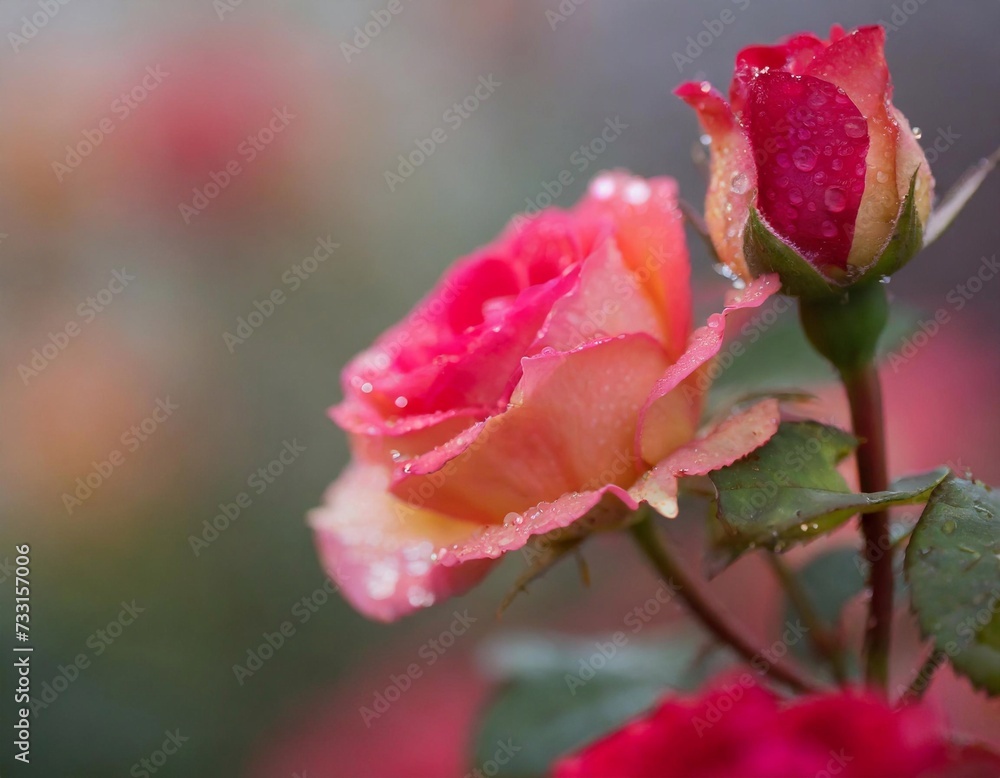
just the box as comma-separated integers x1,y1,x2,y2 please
433,485,638,567
331,404,488,465
730,32,828,113
309,462,493,622
533,237,665,354
637,275,779,465
340,254,579,421
392,334,672,524
744,71,869,272
574,171,692,361
804,25,900,267
631,399,781,518
675,83,755,281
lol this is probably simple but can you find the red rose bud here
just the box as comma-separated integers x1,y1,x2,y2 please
678,25,934,297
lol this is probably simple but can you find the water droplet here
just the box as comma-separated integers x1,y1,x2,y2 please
821,221,838,238
824,187,847,213
844,119,866,139
879,276,891,285
361,382,373,393
792,146,818,172
700,133,712,146
876,170,890,184
941,520,957,535
788,188,803,205
912,126,923,140
776,152,791,169
624,179,651,205
394,396,408,408
806,90,828,108
831,158,844,172
797,128,812,141
590,175,616,200
813,171,828,186
730,172,749,195
799,523,809,532
699,82,711,93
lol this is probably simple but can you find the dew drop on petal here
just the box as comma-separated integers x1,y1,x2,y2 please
730,172,749,195
792,146,818,172
590,174,616,200
394,396,408,408
824,187,847,213
821,221,838,238
844,119,867,139
361,382,373,394
912,126,923,139
624,179,651,205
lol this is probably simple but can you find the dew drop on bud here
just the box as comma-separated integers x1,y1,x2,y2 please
792,146,818,172
912,126,923,139
876,170,890,184
730,172,749,195
843,119,866,139
824,187,847,213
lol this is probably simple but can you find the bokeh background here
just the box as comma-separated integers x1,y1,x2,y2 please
1,1,998,775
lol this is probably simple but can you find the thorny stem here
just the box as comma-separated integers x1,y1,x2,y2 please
629,509,822,694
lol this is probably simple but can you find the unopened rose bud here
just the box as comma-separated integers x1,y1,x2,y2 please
678,25,934,298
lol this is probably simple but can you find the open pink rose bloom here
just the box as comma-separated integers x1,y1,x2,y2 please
678,25,934,284
310,171,781,621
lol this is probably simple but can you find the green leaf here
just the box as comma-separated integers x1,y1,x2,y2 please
709,422,946,564
866,169,924,279
743,206,837,300
783,548,866,629
905,476,1000,694
470,633,720,776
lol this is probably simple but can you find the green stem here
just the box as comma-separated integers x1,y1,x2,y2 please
765,553,850,685
629,510,821,694
842,362,893,692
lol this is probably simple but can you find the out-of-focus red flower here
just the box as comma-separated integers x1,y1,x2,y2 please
554,679,1000,778
311,171,782,622
678,25,933,291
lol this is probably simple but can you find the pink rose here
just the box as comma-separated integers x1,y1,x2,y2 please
678,25,933,293
311,171,779,621
554,680,1000,778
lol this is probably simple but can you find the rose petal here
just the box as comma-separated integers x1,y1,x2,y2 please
332,405,488,465
676,82,755,281
433,485,638,567
745,71,869,272
573,172,692,361
534,237,665,353
804,25,899,268
637,274,780,465
309,461,493,622
340,253,580,421
730,32,829,113
392,334,672,524
892,106,934,228
631,399,781,518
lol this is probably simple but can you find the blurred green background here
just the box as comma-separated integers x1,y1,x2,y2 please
1,1,998,775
